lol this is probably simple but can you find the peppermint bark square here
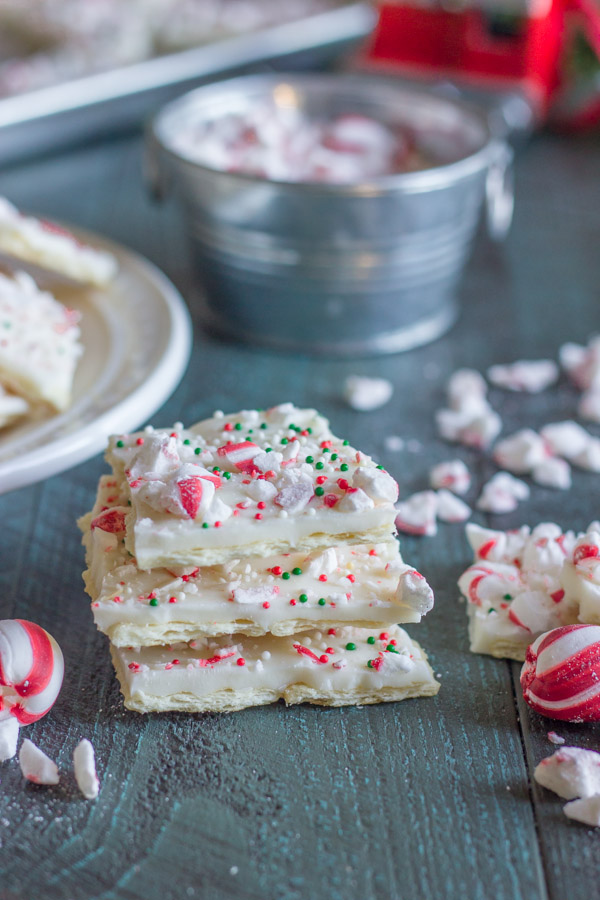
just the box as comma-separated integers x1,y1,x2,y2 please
458,522,600,660
106,404,399,569
0,270,82,412
110,624,440,713
80,477,434,646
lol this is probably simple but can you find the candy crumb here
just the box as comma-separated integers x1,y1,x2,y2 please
19,739,59,785
73,738,100,800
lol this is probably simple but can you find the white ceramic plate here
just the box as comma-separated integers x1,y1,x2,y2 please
0,230,192,494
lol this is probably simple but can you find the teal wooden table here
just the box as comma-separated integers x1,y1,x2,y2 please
0,127,599,900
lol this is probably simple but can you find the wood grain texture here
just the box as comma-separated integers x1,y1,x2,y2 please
0,128,598,900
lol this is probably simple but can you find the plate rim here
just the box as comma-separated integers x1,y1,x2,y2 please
0,231,192,494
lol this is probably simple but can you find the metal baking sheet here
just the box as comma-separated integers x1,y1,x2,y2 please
0,2,375,167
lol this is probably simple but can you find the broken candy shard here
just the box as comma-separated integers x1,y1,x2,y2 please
73,738,100,800
564,794,600,826
0,715,19,761
19,738,59,785
344,376,393,411
534,747,600,799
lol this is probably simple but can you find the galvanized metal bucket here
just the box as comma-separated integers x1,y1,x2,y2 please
148,73,513,356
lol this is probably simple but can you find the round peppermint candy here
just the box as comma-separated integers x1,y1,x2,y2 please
0,619,64,725
521,624,600,722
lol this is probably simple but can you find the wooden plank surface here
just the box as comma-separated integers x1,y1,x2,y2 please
0,128,599,900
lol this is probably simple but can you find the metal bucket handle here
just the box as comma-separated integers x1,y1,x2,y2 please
485,141,514,242
145,124,171,203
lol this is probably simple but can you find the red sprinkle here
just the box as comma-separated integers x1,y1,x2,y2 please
316,475,327,485
136,437,144,445
290,599,297,606
255,513,263,520
326,647,335,654
337,478,349,491
551,589,565,604
172,659,180,665
237,658,246,667
319,655,329,663
272,566,283,576
321,440,332,449
379,632,389,641
214,521,222,528
319,574,328,582
328,628,336,635
169,597,177,603
369,549,377,557
224,422,233,431
264,470,276,479
346,574,356,583
257,501,266,510
128,662,140,671
262,601,270,609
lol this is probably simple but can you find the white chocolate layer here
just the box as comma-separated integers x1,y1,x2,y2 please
80,476,433,646
111,624,440,713
106,405,399,569
0,197,117,287
0,270,82,412
460,522,600,661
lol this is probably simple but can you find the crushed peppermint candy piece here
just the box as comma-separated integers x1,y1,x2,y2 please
19,738,59,785
429,459,471,495
0,715,19,761
73,739,100,800
343,376,393,411
487,359,558,393
540,421,592,459
532,457,571,490
477,472,530,514
436,368,501,449
564,794,600,826
548,731,566,745
534,747,600,800
436,489,471,523
494,429,549,474
395,491,437,537
383,435,404,452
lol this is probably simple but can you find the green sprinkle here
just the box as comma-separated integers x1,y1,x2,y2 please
343,439,349,446
202,522,209,529
315,486,324,496
282,572,291,580
223,471,231,479
386,644,398,653
265,447,273,453
503,594,512,600
315,462,324,470
183,439,191,445
247,429,253,434
346,642,356,651
340,463,349,472
194,447,202,455
367,660,374,668
149,598,158,607
212,466,220,473
289,423,296,431
292,567,302,576
260,423,268,429
323,447,330,453
299,594,308,603
376,465,384,470
234,423,242,431
318,598,326,606
306,455,314,464
367,636,376,645
281,438,288,445
127,500,131,506
330,453,338,461
307,428,312,434
116,440,124,448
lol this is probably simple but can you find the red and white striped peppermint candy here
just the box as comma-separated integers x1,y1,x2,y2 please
521,624,600,721
0,620,64,725
217,441,261,475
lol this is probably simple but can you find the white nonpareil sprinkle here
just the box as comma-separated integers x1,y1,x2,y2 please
534,747,600,800
73,738,100,800
429,459,471,495
343,375,393,411
19,738,59,785
564,794,600,827
0,716,19,761
487,359,558,393
436,489,471,523
394,491,438,537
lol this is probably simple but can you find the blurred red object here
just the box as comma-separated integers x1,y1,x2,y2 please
364,0,600,128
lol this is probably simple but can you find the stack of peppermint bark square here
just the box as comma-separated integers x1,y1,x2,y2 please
80,404,439,713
